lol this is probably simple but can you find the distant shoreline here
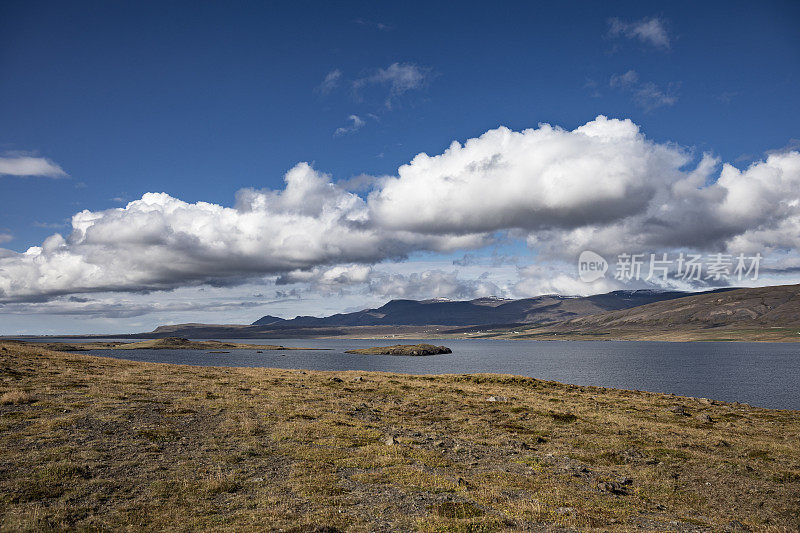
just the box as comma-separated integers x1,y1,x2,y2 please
0,337,326,351
3,327,800,343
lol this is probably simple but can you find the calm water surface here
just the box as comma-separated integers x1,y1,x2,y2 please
59,338,800,409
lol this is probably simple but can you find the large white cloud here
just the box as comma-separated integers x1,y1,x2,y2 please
0,163,485,302
369,116,800,259
513,264,622,298
276,264,373,294
529,150,800,259
369,116,688,233
1,116,799,305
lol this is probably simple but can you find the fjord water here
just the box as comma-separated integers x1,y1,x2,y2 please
85,339,800,410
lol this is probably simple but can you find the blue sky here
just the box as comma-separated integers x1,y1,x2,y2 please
1,1,799,333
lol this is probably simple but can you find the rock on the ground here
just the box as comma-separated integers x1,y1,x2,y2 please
486,396,509,402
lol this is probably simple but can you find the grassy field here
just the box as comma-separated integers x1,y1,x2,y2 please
1,341,799,532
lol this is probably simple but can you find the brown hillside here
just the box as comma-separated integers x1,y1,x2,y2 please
557,284,800,330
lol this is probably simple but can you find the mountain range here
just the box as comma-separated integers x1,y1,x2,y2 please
138,284,800,341
249,290,696,328
143,287,757,339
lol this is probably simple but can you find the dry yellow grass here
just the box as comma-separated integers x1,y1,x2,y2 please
1,341,798,531
0,389,34,405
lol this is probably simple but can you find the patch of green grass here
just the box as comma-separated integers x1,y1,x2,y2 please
429,501,484,519
773,470,800,483
352,466,459,493
516,455,547,472
136,428,181,443
490,421,537,434
652,447,692,461
36,461,91,483
747,449,771,461
548,411,578,423
7,461,92,503
8,479,66,502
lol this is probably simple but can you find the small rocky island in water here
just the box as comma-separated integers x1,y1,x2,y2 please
345,343,452,356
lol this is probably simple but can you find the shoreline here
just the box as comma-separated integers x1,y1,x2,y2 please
41,345,800,411
4,324,800,343
0,338,326,352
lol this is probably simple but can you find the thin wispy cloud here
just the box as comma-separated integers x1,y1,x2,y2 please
583,78,602,98
609,70,640,88
0,155,67,178
610,70,678,111
608,17,671,49
766,138,800,156
334,114,366,137
316,69,342,94
32,221,67,229
353,62,429,108
0,232,12,244
318,63,430,113
634,82,678,111
353,18,390,31
453,251,520,267
0,295,264,318
367,269,504,300
276,264,505,300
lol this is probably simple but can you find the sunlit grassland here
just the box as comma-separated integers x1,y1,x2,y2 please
1,341,798,531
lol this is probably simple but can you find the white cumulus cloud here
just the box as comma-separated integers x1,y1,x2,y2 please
0,155,67,178
0,162,485,302
2,116,799,305
369,116,687,234
527,150,800,261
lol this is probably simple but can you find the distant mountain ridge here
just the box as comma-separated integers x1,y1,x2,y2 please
139,285,800,340
549,283,800,330
251,290,691,328
249,289,695,329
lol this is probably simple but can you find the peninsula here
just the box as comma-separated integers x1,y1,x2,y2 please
4,337,319,352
